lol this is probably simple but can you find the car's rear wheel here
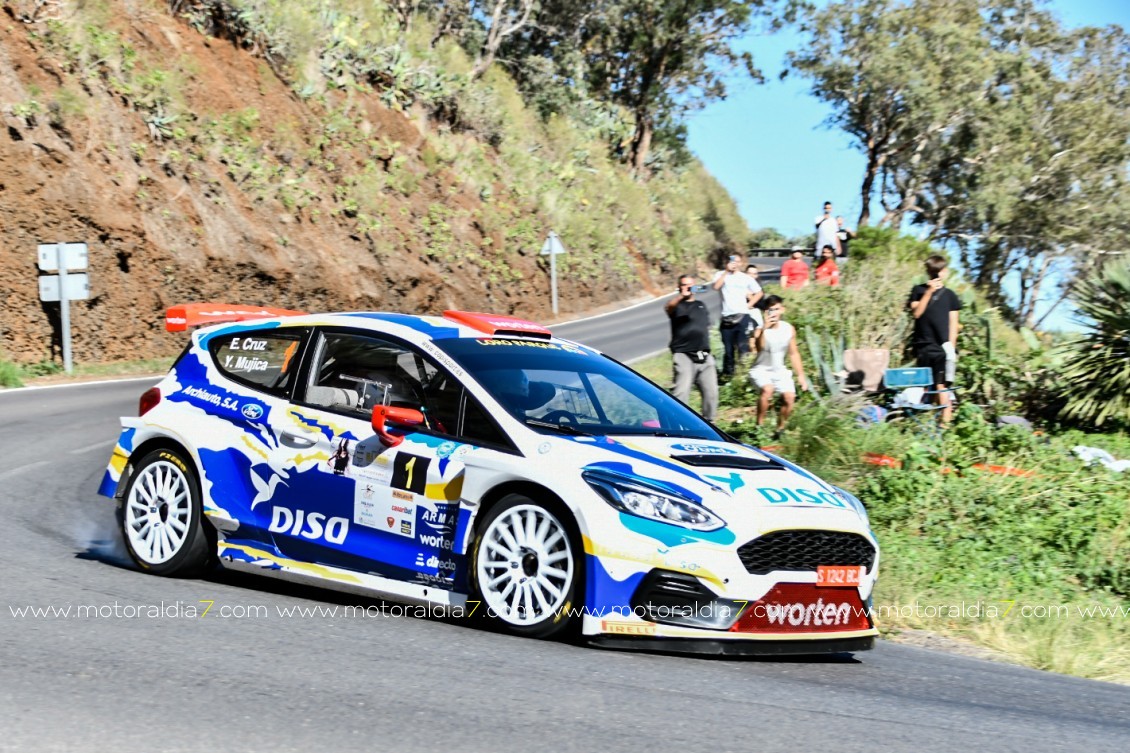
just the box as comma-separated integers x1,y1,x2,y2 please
121,449,211,576
470,494,582,638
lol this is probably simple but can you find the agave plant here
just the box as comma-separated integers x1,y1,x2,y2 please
1057,259,1130,427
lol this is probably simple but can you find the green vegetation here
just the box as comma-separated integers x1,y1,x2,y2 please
1056,260,1130,427
638,241,1130,683
0,357,173,389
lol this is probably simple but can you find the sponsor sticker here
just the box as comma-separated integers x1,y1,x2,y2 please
601,621,657,637
756,486,846,508
353,489,415,536
729,583,871,634
671,443,739,455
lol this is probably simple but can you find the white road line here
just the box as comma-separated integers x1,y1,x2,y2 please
0,460,50,481
0,375,161,395
625,348,669,365
68,440,114,455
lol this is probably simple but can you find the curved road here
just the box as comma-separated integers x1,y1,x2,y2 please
2,301,1128,752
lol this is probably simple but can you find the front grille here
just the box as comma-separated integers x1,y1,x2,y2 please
737,530,876,575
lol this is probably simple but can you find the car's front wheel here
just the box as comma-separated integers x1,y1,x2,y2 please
470,494,582,638
120,449,211,576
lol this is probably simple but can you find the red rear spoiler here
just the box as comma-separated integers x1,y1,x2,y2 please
443,310,552,339
165,303,307,332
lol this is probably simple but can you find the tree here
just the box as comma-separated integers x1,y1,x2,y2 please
787,0,992,228
911,13,1130,327
469,0,538,80
592,1,777,173
502,1,777,174
790,0,1130,328
1056,259,1130,427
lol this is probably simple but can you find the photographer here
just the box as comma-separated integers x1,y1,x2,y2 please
665,274,718,421
907,255,961,423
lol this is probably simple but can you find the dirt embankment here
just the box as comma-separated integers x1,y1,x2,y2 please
0,5,640,364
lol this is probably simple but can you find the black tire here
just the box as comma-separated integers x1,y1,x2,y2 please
469,494,583,639
120,448,211,576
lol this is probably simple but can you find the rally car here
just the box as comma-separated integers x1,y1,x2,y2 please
98,304,879,654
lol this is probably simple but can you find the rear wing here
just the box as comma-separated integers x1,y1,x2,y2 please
165,303,306,332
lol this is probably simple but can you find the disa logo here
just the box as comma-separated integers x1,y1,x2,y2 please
269,507,348,544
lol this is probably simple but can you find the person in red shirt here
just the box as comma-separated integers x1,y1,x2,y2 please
780,250,810,289
814,244,841,286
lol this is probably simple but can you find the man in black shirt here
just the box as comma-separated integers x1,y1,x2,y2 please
666,274,718,421
907,255,961,422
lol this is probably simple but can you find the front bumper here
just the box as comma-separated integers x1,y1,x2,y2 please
584,568,878,648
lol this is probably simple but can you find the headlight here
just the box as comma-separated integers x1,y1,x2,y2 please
582,468,725,532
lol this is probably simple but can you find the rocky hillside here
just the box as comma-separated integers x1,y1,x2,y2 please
0,1,750,364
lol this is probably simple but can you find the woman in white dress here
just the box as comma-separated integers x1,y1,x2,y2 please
748,295,810,434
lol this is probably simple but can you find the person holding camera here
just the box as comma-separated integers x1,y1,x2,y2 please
749,295,809,436
907,255,961,422
666,274,718,421
711,254,762,378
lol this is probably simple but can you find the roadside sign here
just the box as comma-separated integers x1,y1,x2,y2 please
38,273,90,302
37,242,88,272
36,241,91,374
539,231,567,315
540,233,567,256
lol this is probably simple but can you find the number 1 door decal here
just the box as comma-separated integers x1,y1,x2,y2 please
392,453,430,494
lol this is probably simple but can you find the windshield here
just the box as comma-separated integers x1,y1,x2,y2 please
433,338,727,441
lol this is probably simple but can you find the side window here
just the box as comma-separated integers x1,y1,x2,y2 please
305,333,428,421
303,331,512,449
210,329,304,397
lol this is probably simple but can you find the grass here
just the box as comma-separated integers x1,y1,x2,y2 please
0,357,173,389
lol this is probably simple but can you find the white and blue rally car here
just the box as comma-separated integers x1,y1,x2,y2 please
99,304,879,654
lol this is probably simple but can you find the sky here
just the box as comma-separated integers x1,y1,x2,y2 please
686,0,1130,330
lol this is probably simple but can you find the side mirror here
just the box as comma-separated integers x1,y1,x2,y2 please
371,405,425,447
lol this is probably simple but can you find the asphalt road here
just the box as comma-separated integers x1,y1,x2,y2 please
554,256,782,362
2,300,1129,752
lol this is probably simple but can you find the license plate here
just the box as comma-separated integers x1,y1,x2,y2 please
816,565,864,587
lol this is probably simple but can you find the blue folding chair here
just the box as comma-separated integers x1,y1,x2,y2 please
883,367,956,434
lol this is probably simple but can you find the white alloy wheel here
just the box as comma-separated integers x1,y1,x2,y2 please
120,449,210,575
125,460,192,564
476,502,576,632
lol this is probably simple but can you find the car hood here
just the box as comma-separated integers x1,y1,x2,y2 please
558,434,870,533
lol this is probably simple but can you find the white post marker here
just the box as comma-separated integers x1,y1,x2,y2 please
37,242,89,374
539,231,567,316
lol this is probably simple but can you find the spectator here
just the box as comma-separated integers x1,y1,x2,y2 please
780,249,810,290
907,255,962,423
711,254,760,378
814,201,842,259
665,274,718,421
835,216,856,259
745,264,765,351
814,245,841,286
749,295,810,436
